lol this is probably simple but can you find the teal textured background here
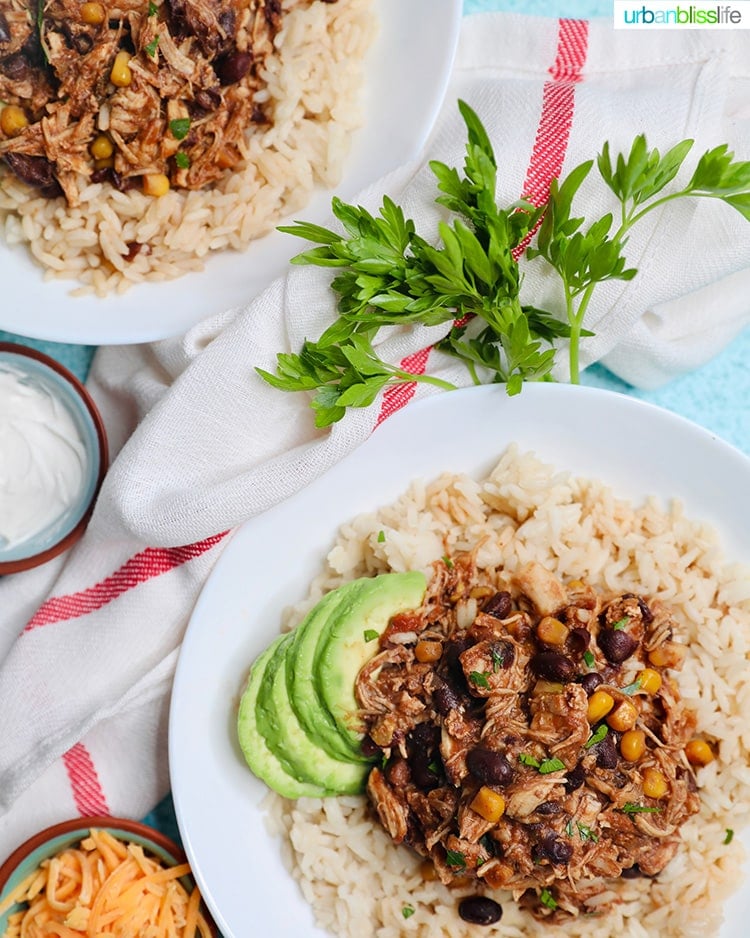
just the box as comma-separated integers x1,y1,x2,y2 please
0,0,747,845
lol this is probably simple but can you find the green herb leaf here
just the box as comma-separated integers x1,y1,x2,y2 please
539,757,566,775
174,151,190,169
442,555,454,569
169,117,191,140
445,849,466,870
377,530,386,543
518,753,541,769
144,35,160,57
583,650,595,669
402,905,415,919
724,829,735,845
584,725,608,749
148,0,158,14
621,677,642,695
621,803,662,814
469,671,490,689
539,888,558,910
577,822,599,843
363,629,379,643
612,617,629,631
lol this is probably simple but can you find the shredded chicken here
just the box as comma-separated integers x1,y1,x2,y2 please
0,0,332,204
356,555,705,922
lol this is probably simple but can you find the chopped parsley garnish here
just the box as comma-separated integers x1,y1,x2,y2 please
363,629,379,642
442,555,454,569
491,646,505,672
445,849,466,870
539,888,558,910
377,530,385,543
518,753,565,774
402,905,415,919
427,760,440,775
621,676,643,695
724,828,735,845
169,117,191,140
612,616,629,630
147,0,158,14
621,802,662,814
174,151,190,169
582,650,595,668
577,822,599,842
539,757,566,775
565,820,574,837
469,670,490,689
584,724,608,749
144,35,160,57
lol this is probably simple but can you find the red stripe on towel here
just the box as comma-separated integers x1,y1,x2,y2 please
24,533,227,631
374,18,589,426
63,743,110,817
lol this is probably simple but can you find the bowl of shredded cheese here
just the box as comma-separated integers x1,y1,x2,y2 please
0,342,108,575
0,817,216,937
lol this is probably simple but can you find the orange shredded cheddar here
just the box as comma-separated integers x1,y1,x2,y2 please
0,830,212,938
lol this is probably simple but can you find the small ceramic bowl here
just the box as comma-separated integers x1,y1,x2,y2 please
0,816,217,935
0,342,108,575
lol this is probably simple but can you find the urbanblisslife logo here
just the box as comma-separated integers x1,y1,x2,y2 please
614,0,750,27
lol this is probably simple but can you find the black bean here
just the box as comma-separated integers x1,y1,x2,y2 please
535,830,573,864
565,763,585,793
458,896,503,926
0,51,32,81
483,591,512,620
408,724,441,790
466,748,514,787
217,9,236,36
595,730,619,769
577,672,603,696
215,49,252,85
193,87,222,112
598,629,638,664
0,11,10,44
490,640,514,670
535,800,562,816
637,596,654,624
621,864,644,879
3,153,62,198
360,734,380,758
567,627,590,657
433,677,462,715
529,651,576,683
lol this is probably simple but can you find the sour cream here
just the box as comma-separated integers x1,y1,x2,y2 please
0,364,88,548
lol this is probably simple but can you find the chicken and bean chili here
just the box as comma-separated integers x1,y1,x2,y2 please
0,0,331,204
357,552,713,923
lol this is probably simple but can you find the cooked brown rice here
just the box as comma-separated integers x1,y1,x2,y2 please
265,445,750,938
0,0,376,296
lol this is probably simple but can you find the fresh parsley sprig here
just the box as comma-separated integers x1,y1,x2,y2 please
259,101,750,426
530,134,750,382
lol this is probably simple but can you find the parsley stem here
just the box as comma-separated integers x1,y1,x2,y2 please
391,369,457,393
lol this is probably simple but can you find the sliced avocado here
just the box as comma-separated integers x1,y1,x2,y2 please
236,635,328,799
317,571,427,749
286,583,370,763
256,633,368,794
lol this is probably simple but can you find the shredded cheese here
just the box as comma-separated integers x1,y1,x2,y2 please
0,830,212,938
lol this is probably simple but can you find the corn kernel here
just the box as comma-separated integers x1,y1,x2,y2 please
536,616,569,646
532,679,564,696
0,105,28,137
470,786,505,823
642,767,668,799
685,738,715,767
94,156,114,170
80,1,105,24
110,50,133,87
90,134,114,160
567,579,585,590
414,640,442,664
648,642,686,669
606,698,638,732
637,667,662,695
620,729,646,762
419,860,438,882
142,173,170,197
587,689,615,723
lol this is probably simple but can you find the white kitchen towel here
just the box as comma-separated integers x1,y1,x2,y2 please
1,11,749,859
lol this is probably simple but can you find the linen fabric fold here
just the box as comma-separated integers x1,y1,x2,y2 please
0,11,749,859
